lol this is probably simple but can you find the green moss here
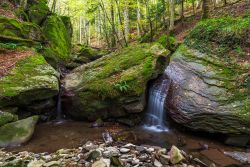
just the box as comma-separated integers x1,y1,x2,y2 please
42,15,72,63
27,0,50,25
156,34,177,51
0,16,42,44
0,112,18,127
185,16,250,55
0,51,59,107
0,116,39,147
68,43,169,99
15,7,29,21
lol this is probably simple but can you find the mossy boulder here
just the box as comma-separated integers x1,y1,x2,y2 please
0,50,59,107
0,116,39,147
27,0,50,25
0,111,18,127
42,15,72,65
165,16,250,135
63,43,170,120
0,16,42,43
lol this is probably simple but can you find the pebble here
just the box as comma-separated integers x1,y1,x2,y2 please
120,148,130,153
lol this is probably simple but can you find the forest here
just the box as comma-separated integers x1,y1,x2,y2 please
0,0,249,166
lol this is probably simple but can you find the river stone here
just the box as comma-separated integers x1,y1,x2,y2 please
0,116,39,147
63,43,170,120
168,146,184,164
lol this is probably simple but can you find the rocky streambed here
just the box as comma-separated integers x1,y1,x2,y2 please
1,140,216,167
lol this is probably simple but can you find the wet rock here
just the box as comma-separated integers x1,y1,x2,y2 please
154,159,163,167
27,159,45,167
92,118,104,128
159,154,170,165
86,150,102,161
102,132,113,144
92,158,109,167
103,147,120,158
44,161,60,167
224,151,250,163
0,116,39,147
120,148,130,154
83,141,99,151
169,146,185,164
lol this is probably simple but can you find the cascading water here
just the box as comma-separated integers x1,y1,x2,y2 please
143,77,170,132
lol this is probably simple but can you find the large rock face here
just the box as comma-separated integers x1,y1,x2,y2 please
0,49,59,108
0,116,39,147
42,15,72,65
63,43,170,120
165,16,250,135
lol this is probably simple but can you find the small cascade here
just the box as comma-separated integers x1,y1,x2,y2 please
143,77,170,132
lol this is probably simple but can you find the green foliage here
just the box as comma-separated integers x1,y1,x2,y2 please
0,112,18,127
0,43,18,49
114,81,130,92
185,16,250,55
156,35,177,51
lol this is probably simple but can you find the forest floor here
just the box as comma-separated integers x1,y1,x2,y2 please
174,0,249,42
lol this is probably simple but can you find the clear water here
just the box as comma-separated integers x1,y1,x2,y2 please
143,78,170,132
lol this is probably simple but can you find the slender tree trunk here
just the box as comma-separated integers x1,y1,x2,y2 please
110,0,116,47
192,0,195,15
79,16,82,44
161,0,167,29
51,0,57,13
180,0,184,20
20,0,28,9
169,0,175,32
137,0,141,37
114,0,128,46
223,0,227,6
124,1,130,42
202,0,209,19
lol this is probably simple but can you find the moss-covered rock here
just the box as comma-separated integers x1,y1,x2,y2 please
0,16,42,43
0,111,18,127
42,15,72,65
0,50,59,107
165,16,250,135
63,43,170,120
0,116,39,147
27,0,50,25
60,16,73,39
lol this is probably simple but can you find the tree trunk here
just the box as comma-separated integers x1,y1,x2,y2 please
124,1,130,42
169,0,175,32
192,0,195,15
110,1,116,47
180,0,184,20
202,0,209,19
51,0,57,13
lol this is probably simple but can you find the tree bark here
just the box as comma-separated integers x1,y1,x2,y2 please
169,0,175,32
202,0,209,19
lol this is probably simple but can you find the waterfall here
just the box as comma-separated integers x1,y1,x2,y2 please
143,77,170,132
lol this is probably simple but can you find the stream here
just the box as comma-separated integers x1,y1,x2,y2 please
6,75,249,167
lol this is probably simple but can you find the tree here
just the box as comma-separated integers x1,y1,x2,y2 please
202,0,209,19
169,0,175,32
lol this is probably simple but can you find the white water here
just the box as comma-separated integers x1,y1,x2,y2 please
143,78,170,132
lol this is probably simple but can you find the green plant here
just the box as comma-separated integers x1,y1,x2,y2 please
235,46,245,56
0,43,18,49
114,81,130,92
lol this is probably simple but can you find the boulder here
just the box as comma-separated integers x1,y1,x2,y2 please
0,49,59,108
63,43,170,120
165,16,250,135
42,15,72,65
0,16,42,43
0,116,39,147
